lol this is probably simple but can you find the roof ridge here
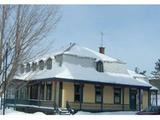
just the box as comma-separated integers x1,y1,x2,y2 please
63,42,76,53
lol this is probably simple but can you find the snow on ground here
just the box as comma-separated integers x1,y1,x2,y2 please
0,108,46,115
0,107,137,115
75,111,137,115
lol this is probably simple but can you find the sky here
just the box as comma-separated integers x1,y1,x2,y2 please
47,5,160,75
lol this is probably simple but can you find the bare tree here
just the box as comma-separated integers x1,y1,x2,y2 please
0,5,61,95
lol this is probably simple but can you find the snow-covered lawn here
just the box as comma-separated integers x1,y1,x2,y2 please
75,111,137,115
0,107,137,115
0,108,46,115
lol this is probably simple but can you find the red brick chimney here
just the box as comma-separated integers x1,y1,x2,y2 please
99,47,105,54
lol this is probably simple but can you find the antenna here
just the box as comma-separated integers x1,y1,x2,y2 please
100,32,104,47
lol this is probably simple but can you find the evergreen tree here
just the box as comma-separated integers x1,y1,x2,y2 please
135,67,146,76
151,59,160,79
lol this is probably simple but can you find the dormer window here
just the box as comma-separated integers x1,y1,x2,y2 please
26,63,31,72
96,61,104,72
32,62,37,71
20,64,24,74
46,58,52,70
39,60,44,70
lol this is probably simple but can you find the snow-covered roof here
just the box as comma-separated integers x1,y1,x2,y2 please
127,70,146,78
127,70,158,91
63,44,119,62
14,43,153,88
30,43,122,63
14,61,151,88
150,86,159,91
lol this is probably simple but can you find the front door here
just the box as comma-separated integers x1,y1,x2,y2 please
130,89,137,110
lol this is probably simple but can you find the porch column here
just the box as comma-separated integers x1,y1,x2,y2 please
54,81,57,107
79,83,83,110
122,87,124,111
156,90,158,106
27,85,30,99
101,85,104,112
44,82,47,100
148,88,151,107
38,82,41,106
138,88,141,111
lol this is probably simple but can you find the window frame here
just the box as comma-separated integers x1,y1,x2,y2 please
114,87,121,104
30,84,38,99
74,84,83,103
20,64,24,74
32,62,37,71
46,58,52,70
96,61,104,72
39,60,45,70
95,86,103,103
46,82,52,100
26,63,31,72
40,83,45,100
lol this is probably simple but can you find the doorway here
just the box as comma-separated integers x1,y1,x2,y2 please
130,89,137,110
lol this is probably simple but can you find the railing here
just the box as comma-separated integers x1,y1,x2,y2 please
5,98,56,108
68,101,138,111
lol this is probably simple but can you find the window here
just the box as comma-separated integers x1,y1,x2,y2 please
40,83,45,100
39,60,44,70
46,58,52,70
96,61,104,72
114,88,121,104
32,62,37,71
30,85,38,99
95,86,103,103
46,83,52,100
74,84,83,102
26,63,31,72
20,64,24,74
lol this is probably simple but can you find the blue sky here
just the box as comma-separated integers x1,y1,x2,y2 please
48,5,160,75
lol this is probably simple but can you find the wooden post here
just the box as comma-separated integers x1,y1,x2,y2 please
148,88,151,107
138,88,141,111
101,85,104,112
156,91,158,106
38,83,41,106
54,81,57,107
122,87,124,111
44,82,47,100
79,83,83,110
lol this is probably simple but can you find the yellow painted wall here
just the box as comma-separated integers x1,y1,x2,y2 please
103,86,113,104
142,90,148,109
60,81,149,110
124,88,129,104
83,84,95,103
62,82,74,107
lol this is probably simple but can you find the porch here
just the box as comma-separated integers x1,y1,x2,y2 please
4,99,57,114
67,101,135,111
